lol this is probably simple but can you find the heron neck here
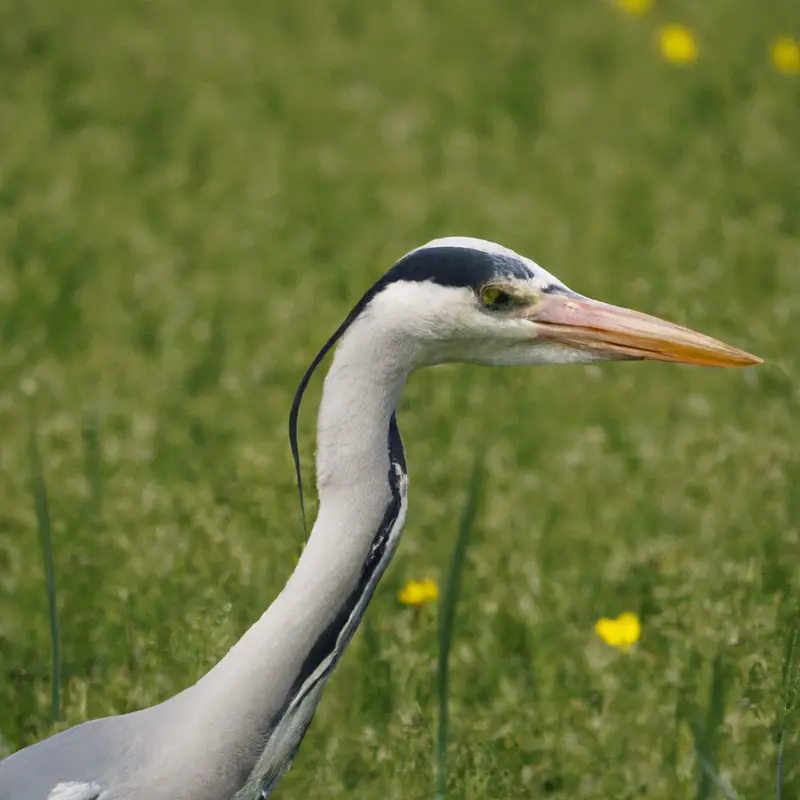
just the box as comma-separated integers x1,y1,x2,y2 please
153,320,414,798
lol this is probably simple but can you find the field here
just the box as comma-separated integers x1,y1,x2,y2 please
1,0,799,797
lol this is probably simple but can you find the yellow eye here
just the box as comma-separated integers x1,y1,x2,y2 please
480,286,512,308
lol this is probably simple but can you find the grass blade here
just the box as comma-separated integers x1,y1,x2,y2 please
694,750,740,800
82,405,104,521
776,621,799,800
28,415,61,723
690,653,738,800
435,454,484,800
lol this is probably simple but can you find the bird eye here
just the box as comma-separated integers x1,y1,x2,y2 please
480,286,513,308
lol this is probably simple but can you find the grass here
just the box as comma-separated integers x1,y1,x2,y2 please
25,411,61,725
0,0,799,796
436,455,485,800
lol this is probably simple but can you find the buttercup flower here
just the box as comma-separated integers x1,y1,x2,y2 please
770,36,800,74
658,24,698,64
595,612,641,650
614,0,652,15
398,578,439,606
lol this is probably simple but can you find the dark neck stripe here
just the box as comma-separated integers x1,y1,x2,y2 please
256,416,407,796
291,413,406,696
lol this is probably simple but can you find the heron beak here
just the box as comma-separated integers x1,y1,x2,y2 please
527,292,762,367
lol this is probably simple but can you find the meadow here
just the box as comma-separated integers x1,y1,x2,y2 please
1,0,799,797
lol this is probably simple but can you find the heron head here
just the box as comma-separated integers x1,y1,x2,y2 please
289,237,760,526
363,237,761,369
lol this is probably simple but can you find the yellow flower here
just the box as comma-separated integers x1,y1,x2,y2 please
594,612,641,650
770,36,800,74
398,578,439,606
614,0,652,15
658,24,698,65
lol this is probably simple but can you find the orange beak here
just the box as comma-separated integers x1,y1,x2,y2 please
528,293,761,367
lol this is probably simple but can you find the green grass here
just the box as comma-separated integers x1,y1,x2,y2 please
1,0,799,796
437,455,485,800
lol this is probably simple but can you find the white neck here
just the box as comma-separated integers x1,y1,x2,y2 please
139,313,416,799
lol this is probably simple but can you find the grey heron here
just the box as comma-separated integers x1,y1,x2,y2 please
0,237,760,800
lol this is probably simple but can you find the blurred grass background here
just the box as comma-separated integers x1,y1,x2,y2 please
0,0,799,796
